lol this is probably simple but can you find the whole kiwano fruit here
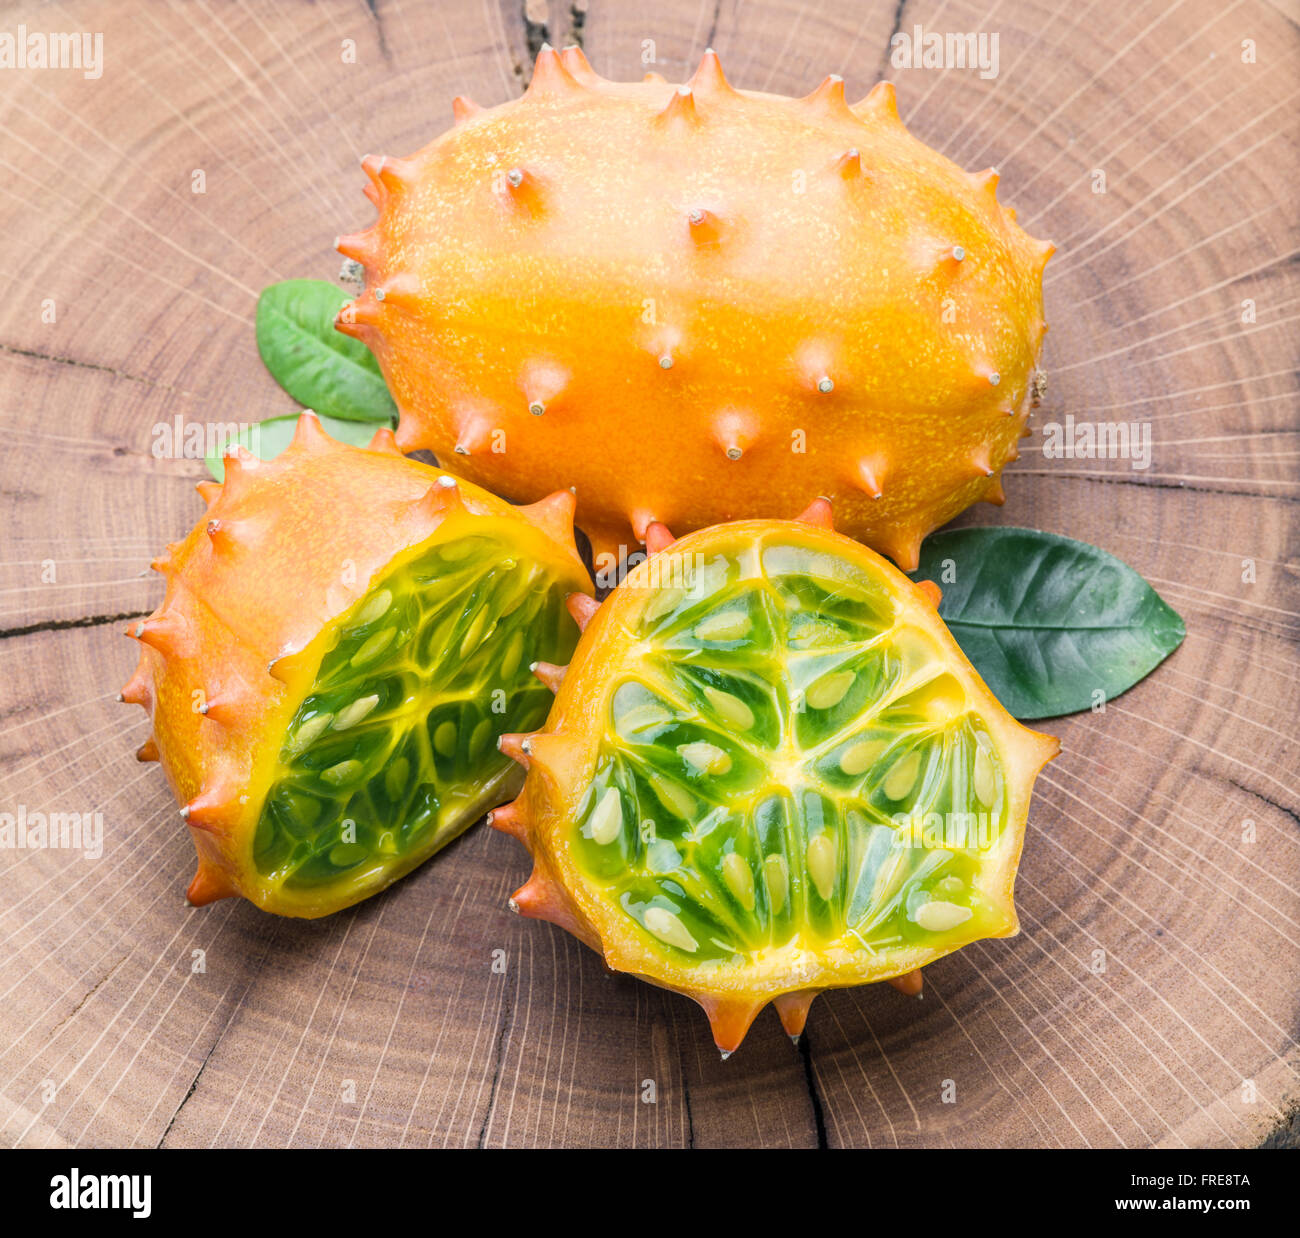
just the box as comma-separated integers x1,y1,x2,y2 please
491,501,1059,1052
121,413,592,917
336,46,1053,571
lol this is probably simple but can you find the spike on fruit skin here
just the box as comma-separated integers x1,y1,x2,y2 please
712,408,758,460
487,801,527,841
566,592,601,632
656,87,699,129
361,153,415,195
521,358,569,418
509,868,598,947
854,80,900,123
801,74,853,121
687,207,723,246
119,669,150,708
342,50,1050,569
196,480,222,507
852,453,889,500
887,969,924,997
409,476,466,531
336,229,379,265
530,661,567,693
501,166,545,217
644,521,676,554
131,613,186,658
498,516,1058,1049
366,426,402,455
121,413,592,918
516,490,580,554
559,46,602,85
497,732,533,766
629,508,658,543
179,783,231,833
795,497,835,529
834,147,864,179
525,44,581,100
689,48,737,98
773,990,818,1039
453,409,495,457
914,579,942,608
135,738,159,763
186,862,239,907
452,95,481,123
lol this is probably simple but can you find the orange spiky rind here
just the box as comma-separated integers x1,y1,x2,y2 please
525,43,581,100
452,95,481,123
801,73,854,121
854,80,900,123
530,661,567,693
558,45,603,86
887,970,924,997
795,497,835,529
834,147,864,180
644,521,677,554
656,86,699,129
344,50,1051,570
566,592,601,631
498,516,1059,1050
914,579,943,608
688,47,737,98
122,414,592,918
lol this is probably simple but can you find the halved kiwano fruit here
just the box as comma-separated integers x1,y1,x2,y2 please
122,413,591,917
494,501,1058,1052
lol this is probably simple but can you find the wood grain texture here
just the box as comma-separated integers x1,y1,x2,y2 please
0,0,1296,1148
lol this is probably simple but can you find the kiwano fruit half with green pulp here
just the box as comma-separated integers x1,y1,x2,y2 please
122,413,592,917
336,45,1053,572
493,500,1059,1052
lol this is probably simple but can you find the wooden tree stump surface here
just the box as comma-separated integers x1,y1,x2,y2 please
0,0,1296,1148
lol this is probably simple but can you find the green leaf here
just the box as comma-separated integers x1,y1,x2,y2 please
204,414,385,482
910,528,1185,720
256,279,398,423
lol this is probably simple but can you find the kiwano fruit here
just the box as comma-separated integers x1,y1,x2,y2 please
492,500,1058,1052
121,413,591,918
336,46,1053,571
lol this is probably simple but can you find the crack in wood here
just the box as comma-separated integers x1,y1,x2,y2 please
0,341,180,393
157,920,281,1148
798,1034,829,1148
0,610,149,641
1024,470,1300,504
477,972,515,1146
877,0,909,82
363,0,392,64
704,0,722,52
1226,777,1300,831
51,956,127,1038
570,0,589,48
523,0,549,61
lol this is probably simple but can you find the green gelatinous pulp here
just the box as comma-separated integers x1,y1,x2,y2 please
254,533,576,896
572,541,1010,964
